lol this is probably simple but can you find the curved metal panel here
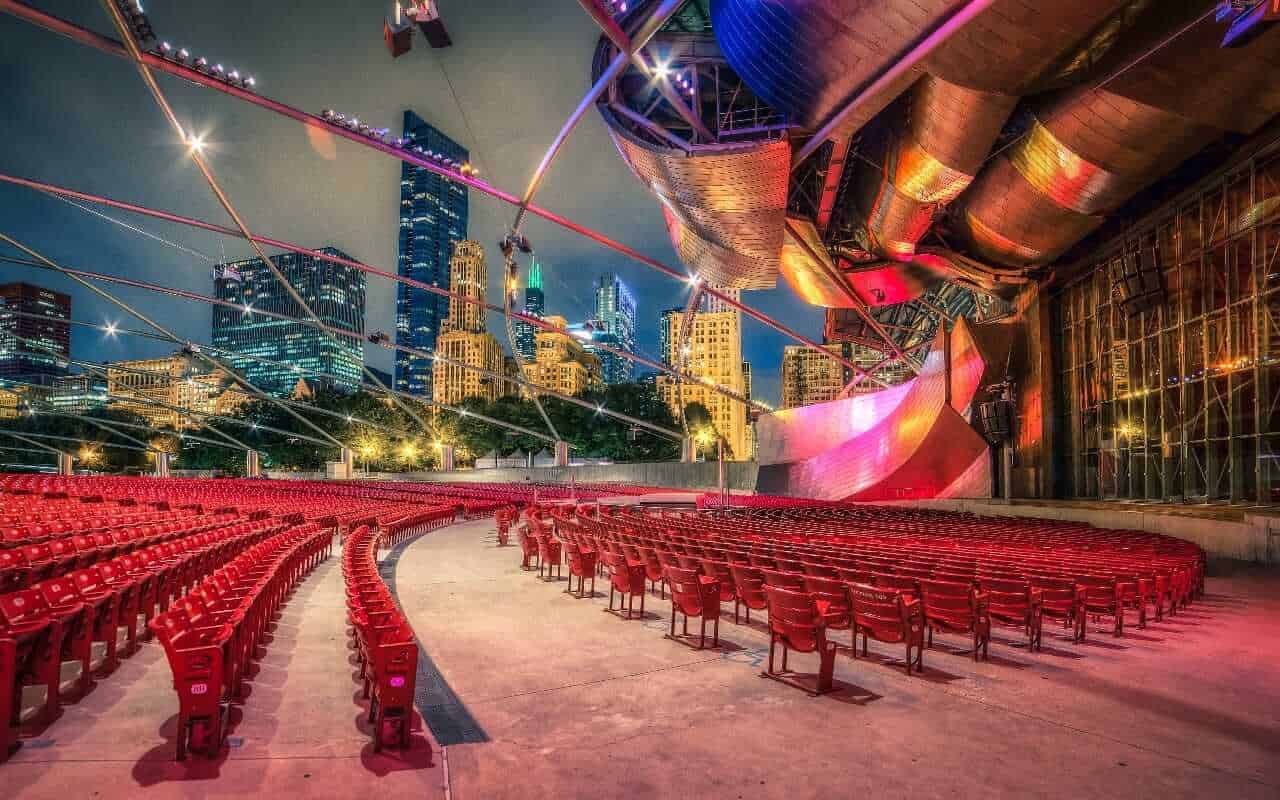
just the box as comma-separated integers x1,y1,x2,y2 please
604,107,789,289
710,0,955,130
961,89,1212,267
755,320,992,502
778,218,854,307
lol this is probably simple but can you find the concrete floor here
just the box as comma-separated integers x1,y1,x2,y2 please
6,518,1279,799
408,520,1280,800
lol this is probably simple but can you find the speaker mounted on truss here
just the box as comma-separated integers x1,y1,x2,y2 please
1112,243,1167,317
977,398,1014,444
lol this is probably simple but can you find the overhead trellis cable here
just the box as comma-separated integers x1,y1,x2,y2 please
0,180,770,415
0,0,873,383
96,0,434,446
0,231,336,450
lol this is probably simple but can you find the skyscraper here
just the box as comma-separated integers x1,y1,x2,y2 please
433,241,505,405
658,307,682,368
655,294,751,460
513,258,544,362
0,282,71,384
593,273,636,383
212,248,366,396
395,109,469,396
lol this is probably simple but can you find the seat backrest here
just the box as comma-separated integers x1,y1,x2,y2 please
759,568,805,591
874,573,918,593
849,582,910,637
983,578,1030,614
919,579,975,620
0,588,49,625
764,585,824,652
38,576,82,607
664,565,710,616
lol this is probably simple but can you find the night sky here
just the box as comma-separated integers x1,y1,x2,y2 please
0,0,822,406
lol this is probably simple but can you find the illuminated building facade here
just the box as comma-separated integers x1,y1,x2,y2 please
593,273,636,383
212,247,365,396
655,296,751,460
106,353,241,430
0,282,71,384
395,109,469,397
513,258,544,362
432,241,504,405
526,315,602,397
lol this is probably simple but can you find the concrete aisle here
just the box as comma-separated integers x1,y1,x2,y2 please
397,519,1280,800
8,548,445,800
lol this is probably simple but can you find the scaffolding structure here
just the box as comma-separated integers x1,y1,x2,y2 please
1054,138,1280,504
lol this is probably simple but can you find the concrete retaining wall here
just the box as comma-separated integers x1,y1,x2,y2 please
265,462,760,493
882,498,1280,563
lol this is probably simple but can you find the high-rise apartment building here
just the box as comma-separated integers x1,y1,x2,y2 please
395,110,469,396
513,259,544,362
526,315,602,397
212,247,365,396
432,241,505,405
849,343,910,394
655,294,751,460
0,282,71,384
593,273,635,383
658,307,682,368
781,342,910,408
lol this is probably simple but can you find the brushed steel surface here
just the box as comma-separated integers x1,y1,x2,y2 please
603,106,790,289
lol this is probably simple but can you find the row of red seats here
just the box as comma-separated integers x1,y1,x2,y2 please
516,502,1209,695
1,516,285,761
583,513,1188,643
0,515,240,593
597,507,1202,625
1,509,204,548
149,522,331,760
344,525,419,752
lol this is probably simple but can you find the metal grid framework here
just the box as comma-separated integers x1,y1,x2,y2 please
1054,142,1280,504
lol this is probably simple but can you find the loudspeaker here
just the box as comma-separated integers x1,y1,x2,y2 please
978,399,1014,444
1113,245,1166,317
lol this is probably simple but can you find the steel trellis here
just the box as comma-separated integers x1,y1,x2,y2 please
0,0,875,384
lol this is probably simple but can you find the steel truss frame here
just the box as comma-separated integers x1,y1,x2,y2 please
1055,139,1280,504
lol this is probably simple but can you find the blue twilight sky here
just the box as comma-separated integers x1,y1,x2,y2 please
0,0,822,406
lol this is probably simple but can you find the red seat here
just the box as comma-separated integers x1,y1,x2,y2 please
729,564,767,624
761,586,838,696
984,578,1042,651
601,551,646,620
0,589,66,726
848,583,924,674
35,578,95,697
919,579,990,661
1076,575,1123,638
1030,576,1084,642
562,538,597,599
0,549,30,594
662,566,720,649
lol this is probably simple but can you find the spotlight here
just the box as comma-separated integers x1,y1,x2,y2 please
177,47,189,61
186,134,206,153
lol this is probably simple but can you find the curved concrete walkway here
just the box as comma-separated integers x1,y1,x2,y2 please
397,519,1280,800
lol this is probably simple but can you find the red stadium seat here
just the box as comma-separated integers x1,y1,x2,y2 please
662,565,720,649
849,583,924,674
920,579,990,661
761,586,838,696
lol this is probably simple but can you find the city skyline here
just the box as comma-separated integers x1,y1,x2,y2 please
0,1,819,408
